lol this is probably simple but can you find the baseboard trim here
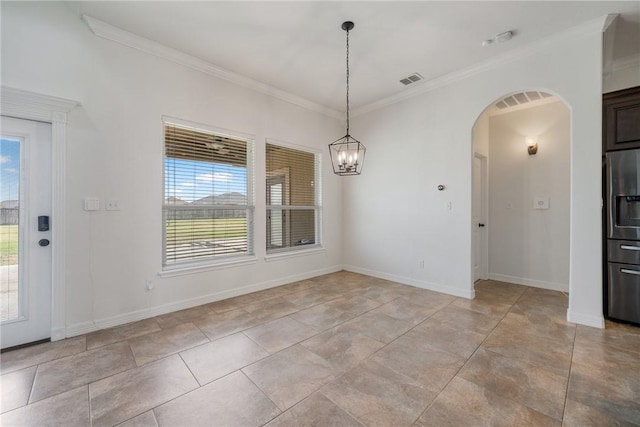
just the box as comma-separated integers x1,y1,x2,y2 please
344,265,474,299
488,273,569,292
65,265,343,338
567,310,605,329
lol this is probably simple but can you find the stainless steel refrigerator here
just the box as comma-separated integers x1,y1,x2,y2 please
606,148,640,324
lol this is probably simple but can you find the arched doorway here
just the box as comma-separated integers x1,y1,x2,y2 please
471,90,571,301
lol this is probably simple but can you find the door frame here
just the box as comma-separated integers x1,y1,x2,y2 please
1,86,78,342
473,152,489,281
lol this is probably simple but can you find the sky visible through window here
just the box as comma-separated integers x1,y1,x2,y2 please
0,138,20,204
164,158,247,203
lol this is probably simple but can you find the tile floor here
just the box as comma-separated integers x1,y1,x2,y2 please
1,271,639,426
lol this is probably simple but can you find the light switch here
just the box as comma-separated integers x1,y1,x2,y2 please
84,197,100,211
533,196,549,210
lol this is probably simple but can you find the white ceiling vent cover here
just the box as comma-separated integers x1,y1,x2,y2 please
495,91,552,110
400,73,424,86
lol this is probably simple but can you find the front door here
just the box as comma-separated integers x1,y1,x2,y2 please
1,116,52,349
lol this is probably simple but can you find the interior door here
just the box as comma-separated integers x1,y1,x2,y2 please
472,154,486,282
1,116,52,349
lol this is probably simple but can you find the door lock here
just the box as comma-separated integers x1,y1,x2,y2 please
38,239,50,247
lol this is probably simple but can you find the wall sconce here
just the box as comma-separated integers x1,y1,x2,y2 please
526,136,538,155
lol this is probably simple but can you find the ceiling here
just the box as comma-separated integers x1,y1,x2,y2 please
77,1,640,113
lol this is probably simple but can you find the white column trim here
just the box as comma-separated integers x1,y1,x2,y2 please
1,86,79,341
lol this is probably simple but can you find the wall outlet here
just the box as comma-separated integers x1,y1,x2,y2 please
419,260,425,269
145,280,154,291
105,199,121,211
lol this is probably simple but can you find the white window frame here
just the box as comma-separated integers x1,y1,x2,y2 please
265,138,322,256
161,116,255,271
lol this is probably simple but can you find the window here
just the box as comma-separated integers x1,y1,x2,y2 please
266,141,321,253
163,120,253,268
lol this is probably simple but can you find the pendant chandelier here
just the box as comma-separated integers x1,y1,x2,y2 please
329,21,366,176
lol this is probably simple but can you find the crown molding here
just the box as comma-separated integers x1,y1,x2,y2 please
1,86,79,123
352,15,610,118
82,15,342,120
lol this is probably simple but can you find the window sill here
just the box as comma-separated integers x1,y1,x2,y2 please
159,256,258,278
264,246,325,262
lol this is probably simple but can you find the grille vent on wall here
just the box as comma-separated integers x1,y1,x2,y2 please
399,73,424,86
494,91,552,110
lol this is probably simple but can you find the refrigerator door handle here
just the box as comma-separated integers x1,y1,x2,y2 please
620,245,640,251
620,268,640,276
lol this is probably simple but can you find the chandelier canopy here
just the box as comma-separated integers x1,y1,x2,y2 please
329,21,366,176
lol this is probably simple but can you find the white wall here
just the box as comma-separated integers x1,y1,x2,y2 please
344,20,606,326
1,2,344,336
487,101,570,291
604,57,640,93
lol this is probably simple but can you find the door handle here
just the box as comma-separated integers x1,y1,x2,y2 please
620,245,640,251
620,268,640,276
38,239,50,247
478,223,485,227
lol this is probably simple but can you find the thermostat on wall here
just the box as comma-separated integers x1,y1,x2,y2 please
533,196,549,210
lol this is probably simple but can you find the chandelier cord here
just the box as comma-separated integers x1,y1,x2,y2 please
346,27,350,135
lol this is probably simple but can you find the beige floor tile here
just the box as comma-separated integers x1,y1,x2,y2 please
428,304,503,334
242,344,338,410
266,392,363,427
128,322,208,366
250,286,295,301
451,296,512,316
244,298,302,322
154,371,280,426
89,354,198,426
321,359,436,426
179,332,269,386
372,332,466,393
301,327,385,372
0,386,89,426
474,280,526,305
279,279,317,294
482,326,573,376
497,311,576,344
338,311,414,343
567,361,640,424
562,398,639,427
289,301,354,331
243,316,318,353
343,285,404,304
87,318,161,349
415,377,560,427
116,410,158,427
282,288,339,310
153,305,213,329
193,308,262,341
571,336,639,372
575,324,640,355
510,299,569,326
372,298,442,325
30,341,135,403
460,347,568,421
410,319,487,358
206,293,258,314
0,366,36,413
0,336,86,374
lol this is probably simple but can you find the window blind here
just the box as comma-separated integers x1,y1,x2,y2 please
265,142,320,253
163,122,253,267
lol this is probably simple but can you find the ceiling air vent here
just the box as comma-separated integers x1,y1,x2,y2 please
400,73,423,86
494,91,552,110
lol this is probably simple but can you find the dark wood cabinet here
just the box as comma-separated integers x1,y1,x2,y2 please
604,86,640,152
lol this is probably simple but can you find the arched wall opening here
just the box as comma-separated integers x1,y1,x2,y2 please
471,90,572,308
